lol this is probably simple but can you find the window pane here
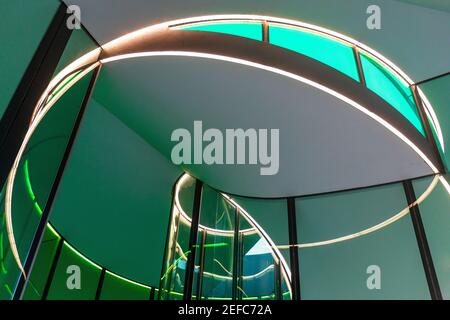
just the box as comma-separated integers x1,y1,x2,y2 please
269,24,359,81
22,225,61,300
175,22,263,41
359,52,424,135
296,183,429,299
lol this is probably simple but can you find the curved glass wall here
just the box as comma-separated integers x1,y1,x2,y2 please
1,13,448,301
160,175,291,300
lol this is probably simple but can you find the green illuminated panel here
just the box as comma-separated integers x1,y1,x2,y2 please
100,271,150,300
176,22,263,41
46,242,101,300
22,226,61,300
268,24,359,81
359,53,424,135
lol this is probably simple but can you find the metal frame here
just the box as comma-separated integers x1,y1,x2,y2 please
403,180,442,300
287,197,301,300
13,65,102,300
232,207,240,300
183,180,203,300
41,238,63,300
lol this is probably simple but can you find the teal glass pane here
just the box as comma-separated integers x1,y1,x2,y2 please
296,182,430,299
359,52,424,135
176,22,263,41
413,176,450,299
268,24,359,81
100,271,150,300
46,242,101,300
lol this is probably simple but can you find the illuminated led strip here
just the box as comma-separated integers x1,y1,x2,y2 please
276,175,440,250
4,15,448,281
5,63,100,277
101,50,441,176
173,174,257,236
102,14,444,151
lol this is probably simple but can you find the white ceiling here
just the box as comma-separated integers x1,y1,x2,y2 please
64,0,450,82
92,56,433,197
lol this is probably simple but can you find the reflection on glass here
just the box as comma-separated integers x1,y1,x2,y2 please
162,175,292,300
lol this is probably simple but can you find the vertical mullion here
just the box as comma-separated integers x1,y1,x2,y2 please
183,180,203,300
158,185,179,300
262,21,269,42
232,207,240,300
0,4,72,190
13,65,102,300
95,268,106,300
195,229,206,300
403,180,442,300
274,259,282,300
410,85,445,172
238,232,244,300
287,197,301,300
41,239,64,300
353,47,366,86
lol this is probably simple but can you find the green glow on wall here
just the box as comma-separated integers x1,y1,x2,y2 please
175,22,263,41
268,24,360,81
359,52,425,135
24,160,43,216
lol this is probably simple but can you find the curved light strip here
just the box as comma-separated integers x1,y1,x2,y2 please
102,14,444,151
5,63,100,277
173,174,257,236
5,15,448,280
276,175,440,250
101,50,441,176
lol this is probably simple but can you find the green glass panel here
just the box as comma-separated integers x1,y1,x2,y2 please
0,0,60,119
22,226,61,300
413,176,450,299
100,271,150,300
268,24,359,81
359,52,424,135
48,95,181,288
198,186,235,300
176,22,262,41
0,71,92,300
296,182,429,299
46,242,101,300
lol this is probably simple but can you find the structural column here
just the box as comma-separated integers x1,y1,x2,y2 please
287,197,301,300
